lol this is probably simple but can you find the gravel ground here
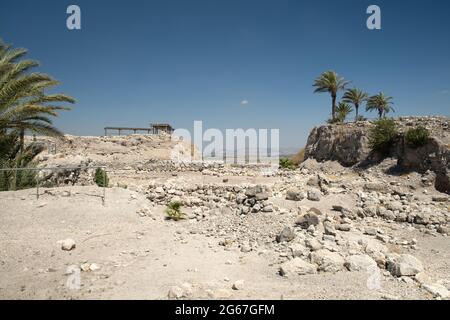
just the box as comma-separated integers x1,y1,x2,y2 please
1,184,448,300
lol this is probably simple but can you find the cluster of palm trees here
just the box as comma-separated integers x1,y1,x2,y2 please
313,70,394,122
0,39,74,190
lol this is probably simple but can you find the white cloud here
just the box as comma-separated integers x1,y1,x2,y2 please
240,100,249,106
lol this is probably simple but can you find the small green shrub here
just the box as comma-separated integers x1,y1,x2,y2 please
14,168,37,190
279,157,296,170
327,118,341,124
94,168,109,187
0,168,38,191
336,102,353,123
0,133,43,191
327,103,353,124
405,126,429,148
356,115,367,122
165,201,185,221
369,118,398,154
117,182,128,189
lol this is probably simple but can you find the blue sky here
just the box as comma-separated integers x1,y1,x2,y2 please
1,0,449,149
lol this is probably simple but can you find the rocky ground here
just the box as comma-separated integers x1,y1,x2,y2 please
305,116,450,193
1,117,449,300
0,156,449,300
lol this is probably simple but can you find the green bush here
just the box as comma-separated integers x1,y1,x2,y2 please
0,133,43,191
0,168,38,191
336,102,353,123
368,118,398,154
94,168,109,187
326,118,341,124
116,182,128,189
405,126,429,148
356,115,367,122
279,157,296,170
327,103,353,124
165,201,185,221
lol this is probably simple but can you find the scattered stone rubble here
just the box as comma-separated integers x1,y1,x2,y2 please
149,158,450,299
17,116,450,299
305,116,450,194
35,147,449,299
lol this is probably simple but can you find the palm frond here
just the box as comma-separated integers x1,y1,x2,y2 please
0,47,28,65
366,92,394,118
27,94,76,105
0,59,39,85
0,38,74,139
343,88,368,105
0,73,54,109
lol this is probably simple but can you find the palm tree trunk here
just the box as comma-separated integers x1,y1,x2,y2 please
19,129,25,153
331,93,337,120
355,104,359,122
378,109,383,119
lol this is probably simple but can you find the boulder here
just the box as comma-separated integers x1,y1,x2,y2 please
255,192,269,201
245,185,263,197
279,258,318,277
345,254,377,272
286,189,305,201
387,254,424,277
60,239,76,251
304,123,372,166
323,221,337,236
89,263,101,271
306,176,320,187
289,243,308,257
422,283,450,299
307,189,321,201
437,225,450,235
309,249,345,273
305,238,322,251
364,227,378,236
295,213,319,229
232,280,245,291
168,286,183,299
364,183,388,193
386,201,403,212
435,170,450,195
308,207,323,216
336,223,351,232
276,227,296,243
363,239,388,256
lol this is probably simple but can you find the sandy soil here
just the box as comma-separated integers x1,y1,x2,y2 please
1,185,448,300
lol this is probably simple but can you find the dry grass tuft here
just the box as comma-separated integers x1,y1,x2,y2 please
291,148,305,166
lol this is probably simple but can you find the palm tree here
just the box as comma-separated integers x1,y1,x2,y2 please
313,71,349,120
0,39,75,150
342,88,368,122
366,92,394,118
336,102,353,123
0,132,45,190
